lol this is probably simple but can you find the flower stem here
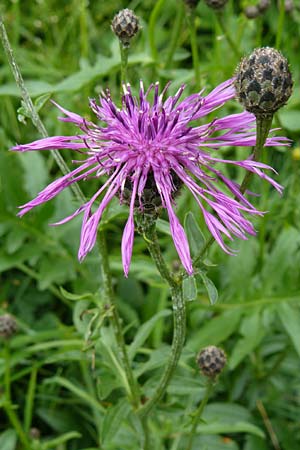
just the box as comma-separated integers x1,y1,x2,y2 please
186,380,215,450
138,222,186,418
97,232,140,409
3,344,31,448
276,0,285,49
0,16,85,206
119,42,129,85
186,11,201,89
216,11,240,59
240,115,273,195
149,0,165,62
165,1,184,67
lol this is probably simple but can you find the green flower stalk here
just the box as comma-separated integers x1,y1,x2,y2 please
186,346,227,450
111,8,140,84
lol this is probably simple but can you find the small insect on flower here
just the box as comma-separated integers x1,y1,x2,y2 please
12,79,288,276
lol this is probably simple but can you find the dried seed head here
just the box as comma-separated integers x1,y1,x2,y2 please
244,5,260,19
0,314,18,339
205,0,228,9
197,346,226,378
235,47,293,118
111,9,140,48
258,0,271,12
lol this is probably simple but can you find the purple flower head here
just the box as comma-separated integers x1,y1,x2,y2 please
12,79,288,276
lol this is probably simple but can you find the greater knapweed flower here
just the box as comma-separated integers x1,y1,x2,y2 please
12,79,287,276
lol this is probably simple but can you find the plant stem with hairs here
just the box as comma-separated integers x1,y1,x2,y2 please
97,232,141,408
186,380,215,450
137,219,186,417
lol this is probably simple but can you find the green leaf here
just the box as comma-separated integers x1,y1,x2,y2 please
196,421,264,438
16,151,48,198
198,272,218,304
44,376,104,414
229,309,264,369
184,211,206,257
34,93,52,112
188,309,242,351
156,218,172,236
0,429,17,450
128,309,171,360
277,302,300,358
60,287,94,302
102,399,131,444
42,431,81,449
183,275,197,301
278,109,300,131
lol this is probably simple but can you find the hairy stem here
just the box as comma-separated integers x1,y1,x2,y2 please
3,344,31,448
119,42,129,86
138,223,186,417
97,232,140,408
186,380,214,450
239,115,273,194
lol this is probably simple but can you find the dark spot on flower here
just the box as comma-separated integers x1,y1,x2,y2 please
263,69,273,81
247,80,261,93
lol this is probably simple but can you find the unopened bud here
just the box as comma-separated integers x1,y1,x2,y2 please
197,345,226,378
0,314,18,339
235,47,293,118
205,0,228,9
244,6,260,19
258,0,271,12
111,9,140,48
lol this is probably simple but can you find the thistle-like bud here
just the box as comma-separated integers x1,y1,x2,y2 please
283,0,294,13
244,5,260,19
29,428,41,440
204,0,228,9
111,9,140,48
197,346,226,379
235,47,293,118
258,0,271,12
0,314,18,339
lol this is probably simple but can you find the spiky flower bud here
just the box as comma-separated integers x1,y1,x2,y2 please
111,9,140,48
197,346,226,378
235,47,293,118
205,0,228,9
29,428,41,440
258,0,271,12
283,0,294,13
244,5,260,19
0,314,17,339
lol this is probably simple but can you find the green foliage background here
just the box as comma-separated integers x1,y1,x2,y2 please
0,0,300,449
